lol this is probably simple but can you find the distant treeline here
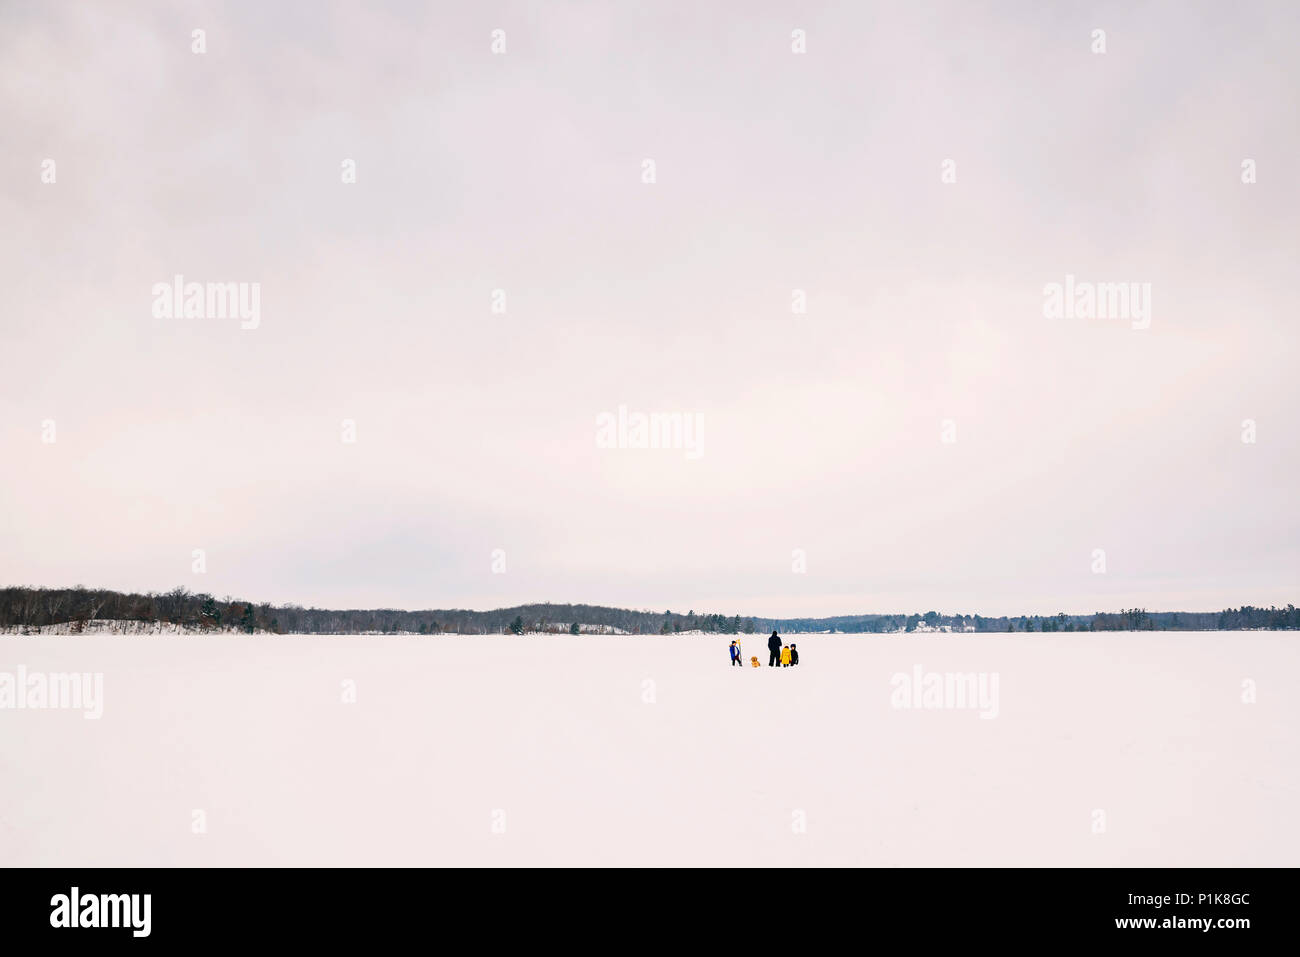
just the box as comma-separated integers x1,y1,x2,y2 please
760,607,1300,633
1,586,1298,635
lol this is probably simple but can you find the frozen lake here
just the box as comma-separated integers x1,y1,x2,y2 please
1,632,1295,866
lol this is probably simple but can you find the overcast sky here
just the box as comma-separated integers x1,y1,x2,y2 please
2,1,1297,617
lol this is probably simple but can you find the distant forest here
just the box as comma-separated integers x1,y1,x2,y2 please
1,585,1298,634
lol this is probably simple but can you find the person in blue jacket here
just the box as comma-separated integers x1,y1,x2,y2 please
729,640,743,667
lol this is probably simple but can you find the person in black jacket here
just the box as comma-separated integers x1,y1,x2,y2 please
789,643,799,666
767,631,782,667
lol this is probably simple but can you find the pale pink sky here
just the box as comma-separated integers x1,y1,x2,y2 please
2,1,1297,616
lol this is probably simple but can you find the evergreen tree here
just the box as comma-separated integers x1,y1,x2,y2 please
570,622,580,636
239,603,255,634
199,594,220,628
509,615,524,635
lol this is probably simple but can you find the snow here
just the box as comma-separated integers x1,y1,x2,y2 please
0,631,1294,866
4,620,213,636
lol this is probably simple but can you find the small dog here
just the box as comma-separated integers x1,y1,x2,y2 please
750,656,760,668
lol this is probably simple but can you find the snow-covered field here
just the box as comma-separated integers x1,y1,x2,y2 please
1,632,1295,866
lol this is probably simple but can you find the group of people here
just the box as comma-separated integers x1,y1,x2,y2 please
729,631,800,668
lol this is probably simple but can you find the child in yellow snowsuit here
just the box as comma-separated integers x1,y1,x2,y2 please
780,645,792,667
